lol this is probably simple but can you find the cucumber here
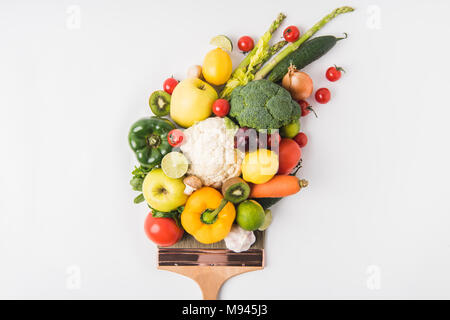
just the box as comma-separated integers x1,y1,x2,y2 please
254,197,282,210
267,35,346,83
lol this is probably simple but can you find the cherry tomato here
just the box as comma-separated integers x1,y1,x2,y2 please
326,65,345,82
283,26,300,42
298,100,317,117
144,213,183,247
163,77,178,94
294,132,308,148
298,100,309,116
238,36,254,52
315,88,331,104
212,99,230,117
167,129,184,147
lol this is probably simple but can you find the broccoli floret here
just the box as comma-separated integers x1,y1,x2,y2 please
238,105,281,129
229,80,300,130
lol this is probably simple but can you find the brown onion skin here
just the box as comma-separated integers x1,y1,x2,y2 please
282,66,313,100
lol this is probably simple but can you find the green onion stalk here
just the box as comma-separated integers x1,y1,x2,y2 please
254,6,354,80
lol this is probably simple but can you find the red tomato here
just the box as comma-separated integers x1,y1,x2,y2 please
212,99,230,117
283,26,300,42
298,100,310,116
278,138,302,175
294,132,308,148
298,100,317,117
144,213,183,247
238,36,254,52
167,129,184,147
163,77,178,94
315,88,331,104
326,65,344,82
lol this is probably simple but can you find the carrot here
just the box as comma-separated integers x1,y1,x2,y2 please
250,175,308,198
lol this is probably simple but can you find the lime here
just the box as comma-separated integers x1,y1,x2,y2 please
280,120,301,138
210,35,233,52
236,200,265,231
161,152,189,179
258,209,273,231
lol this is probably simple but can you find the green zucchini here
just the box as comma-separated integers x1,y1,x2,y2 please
255,197,282,210
267,34,347,82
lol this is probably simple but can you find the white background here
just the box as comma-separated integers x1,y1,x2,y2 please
1,0,450,299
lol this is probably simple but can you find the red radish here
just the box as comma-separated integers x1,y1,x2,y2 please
163,77,178,94
294,132,308,148
315,88,331,104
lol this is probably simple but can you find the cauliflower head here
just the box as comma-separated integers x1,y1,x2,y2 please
229,79,301,130
180,117,243,188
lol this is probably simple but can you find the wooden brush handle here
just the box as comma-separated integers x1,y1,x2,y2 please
159,266,262,300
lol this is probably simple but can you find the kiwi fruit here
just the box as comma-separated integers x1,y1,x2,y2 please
222,177,250,204
149,90,171,116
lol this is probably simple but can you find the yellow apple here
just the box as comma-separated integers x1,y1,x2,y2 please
142,168,188,212
170,78,218,127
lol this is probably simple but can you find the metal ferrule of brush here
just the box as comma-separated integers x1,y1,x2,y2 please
158,248,264,267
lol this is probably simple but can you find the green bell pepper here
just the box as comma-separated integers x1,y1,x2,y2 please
128,117,175,168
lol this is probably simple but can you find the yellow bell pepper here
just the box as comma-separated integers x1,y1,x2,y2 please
181,187,236,244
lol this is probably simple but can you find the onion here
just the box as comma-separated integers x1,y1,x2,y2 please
281,65,313,100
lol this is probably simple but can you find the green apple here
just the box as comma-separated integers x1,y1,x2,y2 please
142,168,188,212
170,78,218,127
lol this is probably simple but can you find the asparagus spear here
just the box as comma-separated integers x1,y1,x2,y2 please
219,13,286,99
246,15,287,75
231,13,286,75
252,40,288,75
254,6,354,80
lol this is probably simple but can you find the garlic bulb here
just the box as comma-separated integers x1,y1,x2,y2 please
187,65,202,79
224,225,256,253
